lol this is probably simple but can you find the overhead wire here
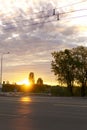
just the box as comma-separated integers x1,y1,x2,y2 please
2,0,87,30
6,8,87,26
16,0,87,24
24,15,87,27
14,8,87,27
14,0,87,21
55,0,87,10
3,14,87,31
19,0,87,16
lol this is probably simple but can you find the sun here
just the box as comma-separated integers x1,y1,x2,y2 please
17,79,30,86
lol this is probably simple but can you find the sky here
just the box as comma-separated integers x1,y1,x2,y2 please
0,0,87,85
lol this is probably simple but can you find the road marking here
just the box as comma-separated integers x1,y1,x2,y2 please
0,113,18,117
54,103,87,108
0,113,30,118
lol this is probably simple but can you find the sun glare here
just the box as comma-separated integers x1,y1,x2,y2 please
17,79,30,86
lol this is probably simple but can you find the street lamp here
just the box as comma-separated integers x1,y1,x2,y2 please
0,52,10,88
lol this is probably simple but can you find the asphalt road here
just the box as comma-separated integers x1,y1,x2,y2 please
0,96,87,130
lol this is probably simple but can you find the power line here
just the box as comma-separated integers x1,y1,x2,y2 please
14,8,87,26
25,15,87,27
18,0,87,20
55,0,87,10
2,1,87,30
60,14,87,23
4,0,86,23
9,8,87,25
3,11,87,31
22,0,87,17
60,8,87,15
11,14,87,29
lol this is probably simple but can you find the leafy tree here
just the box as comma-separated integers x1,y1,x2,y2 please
72,46,87,96
51,49,74,95
29,72,35,85
37,78,43,86
51,46,87,96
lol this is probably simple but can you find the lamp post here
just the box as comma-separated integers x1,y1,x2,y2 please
0,52,10,88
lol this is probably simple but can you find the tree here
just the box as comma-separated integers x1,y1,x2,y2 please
37,78,43,86
51,46,87,96
51,49,74,95
29,72,35,86
72,46,87,96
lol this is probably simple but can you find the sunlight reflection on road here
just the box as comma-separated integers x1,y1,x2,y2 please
20,96,32,103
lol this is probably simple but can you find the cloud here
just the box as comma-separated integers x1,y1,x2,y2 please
0,0,87,84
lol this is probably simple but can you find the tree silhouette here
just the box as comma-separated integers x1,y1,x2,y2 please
37,78,43,86
51,49,74,95
29,72,35,86
72,46,87,96
51,46,87,96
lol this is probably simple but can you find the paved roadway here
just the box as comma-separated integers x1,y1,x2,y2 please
0,96,87,130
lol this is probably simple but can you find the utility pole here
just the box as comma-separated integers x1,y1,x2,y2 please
0,52,10,89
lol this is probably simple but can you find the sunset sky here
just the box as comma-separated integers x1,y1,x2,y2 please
0,0,87,85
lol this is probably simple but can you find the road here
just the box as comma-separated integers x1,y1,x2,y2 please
0,96,87,130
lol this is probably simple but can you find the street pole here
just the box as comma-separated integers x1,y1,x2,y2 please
0,54,3,88
0,52,9,89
